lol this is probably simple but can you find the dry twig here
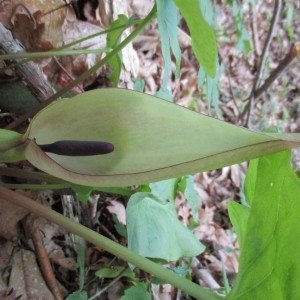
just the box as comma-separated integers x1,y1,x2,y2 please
32,227,63,300
242,0,283,127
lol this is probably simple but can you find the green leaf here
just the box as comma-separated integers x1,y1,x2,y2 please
106,15,130,85
71,184,93,202
0,129,23,151
173,0,217,77
156,0,181,93
133,78,145,92
76,240,86,291
126,192,205,261
199,1,215,26
95,266,135,280
0,82,39,115
0,129,26,162
20,88,300,187
243,158,259,206
112,214,127,238
120,282,151,300
228,151,300,299
150,178,179,202
155,87,173,101
66,291,87,300
232,0,251,54
179,175,200,216
198,60,223,116
169,265,190,277
227,201,250,249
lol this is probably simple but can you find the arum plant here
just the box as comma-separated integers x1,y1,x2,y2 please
1,88,300,187
1,88,300,299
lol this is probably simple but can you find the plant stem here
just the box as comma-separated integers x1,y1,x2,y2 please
254,42,300,98
88,267,129,300
5,5,157,130
0,183,67,190
0,167,133,195
242,0,283,127
252,0,282,91
0,167,66,182
0,182,133,196
0,48,110,60
0,186,221,300
0,22,136,62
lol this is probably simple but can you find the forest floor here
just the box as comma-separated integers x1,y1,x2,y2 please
0,0,299,299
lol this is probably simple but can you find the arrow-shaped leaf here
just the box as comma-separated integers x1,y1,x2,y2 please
228,151,300,299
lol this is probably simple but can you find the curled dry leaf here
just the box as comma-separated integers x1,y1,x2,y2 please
10,0,67,50
107,199,126,225
0,190,30,240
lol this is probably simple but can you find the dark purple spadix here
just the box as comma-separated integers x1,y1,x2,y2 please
38,140,114,156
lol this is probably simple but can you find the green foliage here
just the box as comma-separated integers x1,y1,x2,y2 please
0,82,40,115
0,129,23,151
112,214,127,238
95,266,135,280
227,202,250,254
197,0,221,114
66,290,87,300
66,240,87,299
156,0,181,99
232,0,251,54
173,0,217,77
71,184,93,202
133,78,145,92
106,15,134,85
126,192,204,261
149,178,179,201
228,151,300,299
149,175,201,210
76,241,86,291
178,175,201,216
120,282,151,300
283,2,295,39
198,62,223,116
0,130,26,162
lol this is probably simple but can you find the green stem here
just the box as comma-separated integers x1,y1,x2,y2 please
0,167,133,195
0,166,66,183
0,186,221,300
94,187,133,196
0,49,110,60
5,21,139,64
0,182,133,196
88,267,129,300
0,183,68,190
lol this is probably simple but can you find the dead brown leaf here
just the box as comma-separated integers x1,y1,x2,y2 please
0,191,29,240
10,0,66,51
106,199,126,225
0,289,18,300
9,249,54,300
